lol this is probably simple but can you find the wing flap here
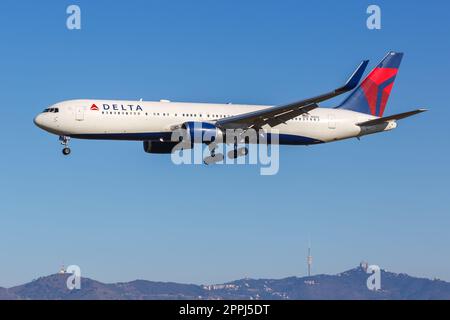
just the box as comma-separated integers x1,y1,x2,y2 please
265,103,318,127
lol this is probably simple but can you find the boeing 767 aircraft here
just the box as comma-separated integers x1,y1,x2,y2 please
34,51,426,164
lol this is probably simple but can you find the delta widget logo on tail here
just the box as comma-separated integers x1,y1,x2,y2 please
360,64,398,117
338,51,403,117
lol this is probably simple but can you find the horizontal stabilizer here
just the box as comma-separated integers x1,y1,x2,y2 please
357,109,427,126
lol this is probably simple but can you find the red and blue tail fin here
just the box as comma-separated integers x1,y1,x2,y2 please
337,51,403,117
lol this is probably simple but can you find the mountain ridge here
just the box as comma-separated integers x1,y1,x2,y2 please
1,265,449,300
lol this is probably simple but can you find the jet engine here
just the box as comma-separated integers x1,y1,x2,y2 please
181,122,223,143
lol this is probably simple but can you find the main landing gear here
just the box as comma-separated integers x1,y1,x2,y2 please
227,145,248,159
59,136,71,156
203,142,224,165
203,142,249,165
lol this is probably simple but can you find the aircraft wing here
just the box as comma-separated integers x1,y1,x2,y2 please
215,60,369,130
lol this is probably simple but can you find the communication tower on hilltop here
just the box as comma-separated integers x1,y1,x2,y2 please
307,241,312,277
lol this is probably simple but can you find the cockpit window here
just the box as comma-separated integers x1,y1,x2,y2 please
42,108,59,113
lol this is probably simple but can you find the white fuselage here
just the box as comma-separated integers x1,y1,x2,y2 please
34,99,396,145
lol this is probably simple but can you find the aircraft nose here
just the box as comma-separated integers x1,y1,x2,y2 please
33,114,44,128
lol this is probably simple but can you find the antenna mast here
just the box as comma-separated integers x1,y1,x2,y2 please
307,239,312,277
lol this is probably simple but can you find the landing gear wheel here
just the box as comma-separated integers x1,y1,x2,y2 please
204,153,224,165
62,147,71,156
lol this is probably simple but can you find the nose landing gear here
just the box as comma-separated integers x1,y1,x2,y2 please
59,136,71,156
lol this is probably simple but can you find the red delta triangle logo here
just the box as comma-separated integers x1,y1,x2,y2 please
90,104,99,111
360,67,398,117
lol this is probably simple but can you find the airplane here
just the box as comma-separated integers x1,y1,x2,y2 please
34,51,426,164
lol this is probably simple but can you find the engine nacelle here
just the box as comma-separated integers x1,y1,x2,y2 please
143,141,179,154
182,121,223,143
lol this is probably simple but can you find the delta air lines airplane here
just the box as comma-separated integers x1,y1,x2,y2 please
34,51,426,164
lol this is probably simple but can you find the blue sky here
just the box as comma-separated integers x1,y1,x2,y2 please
0,0,449,287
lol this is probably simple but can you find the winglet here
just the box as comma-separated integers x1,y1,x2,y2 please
339,60,369,93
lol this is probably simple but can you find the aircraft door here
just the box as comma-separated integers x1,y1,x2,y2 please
328,114,336,129
75,106,84,121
